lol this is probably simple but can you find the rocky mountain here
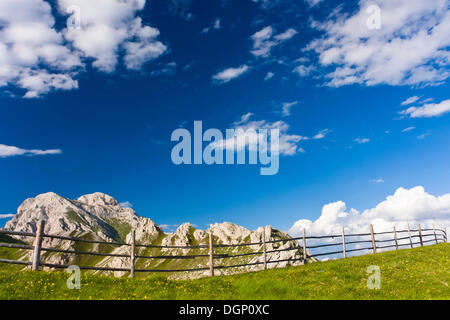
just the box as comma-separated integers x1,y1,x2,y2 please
2,192,313,278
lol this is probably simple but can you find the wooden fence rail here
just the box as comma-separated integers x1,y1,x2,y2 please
0,222,447,277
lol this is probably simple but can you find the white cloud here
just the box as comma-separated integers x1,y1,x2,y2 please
417,131,431,139
119,201,133,208
59,0,166,72
354,137,370,144
305,0,323,7
264,71,274,81
149,62,177,77
370,178,384,183
274,28,297,41
201,18,221,34
0,214,15,219
280,101,298,117
213,18,221,30
19,69,78,98
0,0,166,98
233,113,254,126
0,144,62,158
123,22,167,70
401,126,416,132
399,99,450,118
250,26,297,58
159,224,172,231
251,0,282,9
288,186,450,237
401,96,420,106
306,0,450,87
212,65,250,84
0,0,82,97
211,114,331,157
212,113,307,156
293,65,314,77
312,129,331,139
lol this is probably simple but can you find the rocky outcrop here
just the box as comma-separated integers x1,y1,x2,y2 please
5,192,161,245
162,223,196,248
4,192,161,270
209,222,251,245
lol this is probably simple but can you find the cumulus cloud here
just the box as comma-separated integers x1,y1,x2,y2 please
288,186,450,237
211,114,330,156
211,113,308,156
0,0,167,98
0,144,62,158
293,65,314,77
250,26,297,58
0,0,82,97
149,62,177,77
212,65,250,84
305,0,323,7
59,0,166,72
306,0,450,87
19,70,79,99
399,99,450,118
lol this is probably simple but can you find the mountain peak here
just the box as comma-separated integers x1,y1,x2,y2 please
77,192,120,207
34,191,64,200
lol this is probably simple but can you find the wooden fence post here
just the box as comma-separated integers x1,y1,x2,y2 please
432,224,438,244
445,227,448,243
341,227,346,258
262,227,267,270
370,224,377,254
407,223,413,248
209,229,214,277
130,229,135,278
32,220,45,271
393,226,398,250
302,229,307,264
418,224,423,247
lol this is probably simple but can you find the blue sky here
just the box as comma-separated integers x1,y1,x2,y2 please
1,0,450,233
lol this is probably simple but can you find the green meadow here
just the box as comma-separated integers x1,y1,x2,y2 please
0,243,448,300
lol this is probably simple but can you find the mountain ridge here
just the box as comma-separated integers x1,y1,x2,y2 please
2,192,311,278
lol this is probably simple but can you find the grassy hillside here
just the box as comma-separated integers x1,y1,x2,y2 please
0,234,27,272
0,243,448,300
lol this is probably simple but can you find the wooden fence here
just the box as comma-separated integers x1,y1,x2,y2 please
0,221,447,277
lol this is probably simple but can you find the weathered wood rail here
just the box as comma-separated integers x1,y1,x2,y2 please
0,221,447,277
